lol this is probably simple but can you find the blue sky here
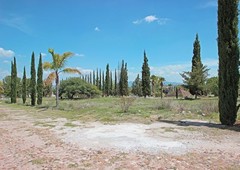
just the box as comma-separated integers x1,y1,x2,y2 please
0,0,219,83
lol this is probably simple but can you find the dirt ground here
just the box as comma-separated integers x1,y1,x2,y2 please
0,104,240,170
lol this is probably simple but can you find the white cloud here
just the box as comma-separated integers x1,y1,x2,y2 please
144,15,158,23
0,47,15,57
149,58,218,83
94,27,100,31
133,15,169,25
74,53,85,57
40,53,47,57
76,67,93,75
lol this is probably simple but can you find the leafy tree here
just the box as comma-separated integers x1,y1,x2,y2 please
0,81,3,95
11,57,17,103
142,51,151,98
30,52,36,106
181,34,208,99
43,80,52,97
43,49,80,108
218,0,239,125
59,77,101,99
119,60,128,96
37,54,43,105
105,64,110,96
131,74,142,96
4,75,21,98
205,77,218,96
22,67,27,104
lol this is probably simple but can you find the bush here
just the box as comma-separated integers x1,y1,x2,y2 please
119,96,136,113
59,77,101,99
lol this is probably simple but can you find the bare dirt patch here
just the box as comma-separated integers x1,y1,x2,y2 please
0,104,240,169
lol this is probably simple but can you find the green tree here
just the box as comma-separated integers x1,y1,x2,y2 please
114,69,118,96
150,75,158,97
142,51,151,98
0,80,3,95
22,67,27,104
37,54,43,105
132,74,142,96
105,64,110,96
119,60,128,96
43,49,81,108
30,52,36,106
11,57,17,103
205,77,218,96
181,35,208,99
59,77,101,99
218,0,239,125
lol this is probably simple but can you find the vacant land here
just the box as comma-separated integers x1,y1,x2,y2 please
0,98,240,169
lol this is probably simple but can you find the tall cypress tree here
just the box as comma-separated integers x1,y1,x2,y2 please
218,0,239,125
96,69,99,88
93,70,95,86
119,60,128,96
114,69,118,96
142,51,151,98
10,61,14,103
30,52,36,106
11,57,17,103
99,69,102,91
110,71,113,96
37,54,43,105
102,71,105,94
105,64,110,96
22,67,27,104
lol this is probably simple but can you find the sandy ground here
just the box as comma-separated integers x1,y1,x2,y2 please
0,104,240,169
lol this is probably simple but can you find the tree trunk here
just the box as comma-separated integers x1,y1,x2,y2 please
55,71,59,108
160,82,163,99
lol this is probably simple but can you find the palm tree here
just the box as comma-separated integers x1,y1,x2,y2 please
150,75,158,97
157,76,165,99
43,49,81,108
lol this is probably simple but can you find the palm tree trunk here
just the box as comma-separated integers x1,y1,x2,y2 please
55,71,59,108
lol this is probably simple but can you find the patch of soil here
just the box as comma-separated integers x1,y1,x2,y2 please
0,104,240,169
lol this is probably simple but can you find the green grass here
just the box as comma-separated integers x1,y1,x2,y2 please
1,96,238,124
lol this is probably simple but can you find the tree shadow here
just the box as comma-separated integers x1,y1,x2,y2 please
158,119,240,132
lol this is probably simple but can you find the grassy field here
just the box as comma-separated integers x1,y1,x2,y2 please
0,96,231,124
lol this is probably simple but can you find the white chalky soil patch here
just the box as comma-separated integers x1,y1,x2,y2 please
53,122,187,154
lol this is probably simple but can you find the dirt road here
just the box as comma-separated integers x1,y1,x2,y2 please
0,104,240,169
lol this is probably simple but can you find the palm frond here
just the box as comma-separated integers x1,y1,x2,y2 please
62,68,81,74
45,72,56,85
59,52,74,68
43,62,53,70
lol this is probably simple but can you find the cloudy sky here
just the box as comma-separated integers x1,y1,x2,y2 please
0,0,218,83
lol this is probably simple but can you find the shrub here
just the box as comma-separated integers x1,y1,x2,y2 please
119,96,136,113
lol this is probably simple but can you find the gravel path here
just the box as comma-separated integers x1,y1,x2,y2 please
0,104,240,169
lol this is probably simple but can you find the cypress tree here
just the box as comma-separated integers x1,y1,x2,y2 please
96,69,99,88
30,52,36,106
102,71,105,93
99,69,102,90
93,70,95,86
142,51,151,98
105,64,110,96
114,69,118,96
37,54,43,105
10,61,14,103
22,67,27,104
110,71,113,96
218,0,239,125
119,60,128,96
181,35,208,99
11,57,17,103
